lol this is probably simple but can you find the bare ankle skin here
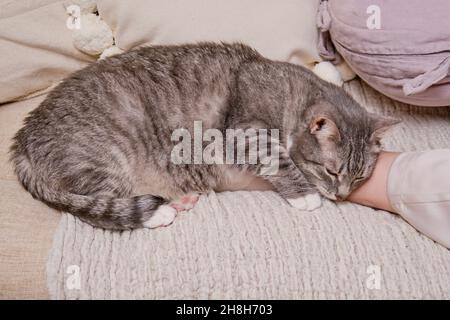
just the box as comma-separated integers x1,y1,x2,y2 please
347,151,400,213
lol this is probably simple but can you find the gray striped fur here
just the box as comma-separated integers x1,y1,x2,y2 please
10,43,397,230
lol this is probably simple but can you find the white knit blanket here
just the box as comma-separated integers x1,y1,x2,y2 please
47,80,450,299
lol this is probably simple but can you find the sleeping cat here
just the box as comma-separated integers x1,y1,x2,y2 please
10,43,398,230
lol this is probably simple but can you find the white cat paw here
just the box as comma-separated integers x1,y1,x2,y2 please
287,193,322,211
143,205,177,228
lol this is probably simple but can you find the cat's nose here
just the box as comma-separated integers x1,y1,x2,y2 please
336,186,350,201
327,193,337,201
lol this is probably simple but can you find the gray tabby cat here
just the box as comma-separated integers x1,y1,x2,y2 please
10,43,398,230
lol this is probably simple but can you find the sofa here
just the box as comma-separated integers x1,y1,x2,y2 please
1,0,449,299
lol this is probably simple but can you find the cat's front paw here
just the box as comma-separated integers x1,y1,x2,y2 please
287,193,322,211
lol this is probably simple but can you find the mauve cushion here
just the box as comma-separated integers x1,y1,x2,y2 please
318,0,450,107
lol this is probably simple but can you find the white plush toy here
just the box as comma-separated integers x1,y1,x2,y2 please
313,61,357,87
313,61,343,86
67,0,123,59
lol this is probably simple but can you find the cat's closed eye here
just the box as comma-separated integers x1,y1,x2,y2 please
325,168,338,177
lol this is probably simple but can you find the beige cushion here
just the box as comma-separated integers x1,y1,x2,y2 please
97,0,321,68
0,1,94,103
0,0,322,104
0,95,60,299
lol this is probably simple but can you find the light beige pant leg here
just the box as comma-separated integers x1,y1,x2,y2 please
388,149,450,249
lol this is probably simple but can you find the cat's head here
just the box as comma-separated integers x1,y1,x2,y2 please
289,100,400,201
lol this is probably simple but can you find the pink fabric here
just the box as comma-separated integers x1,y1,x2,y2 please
388,150,450,249
318,0,450,107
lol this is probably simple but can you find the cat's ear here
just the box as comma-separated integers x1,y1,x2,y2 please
370,115,401,143
309,115,341,143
